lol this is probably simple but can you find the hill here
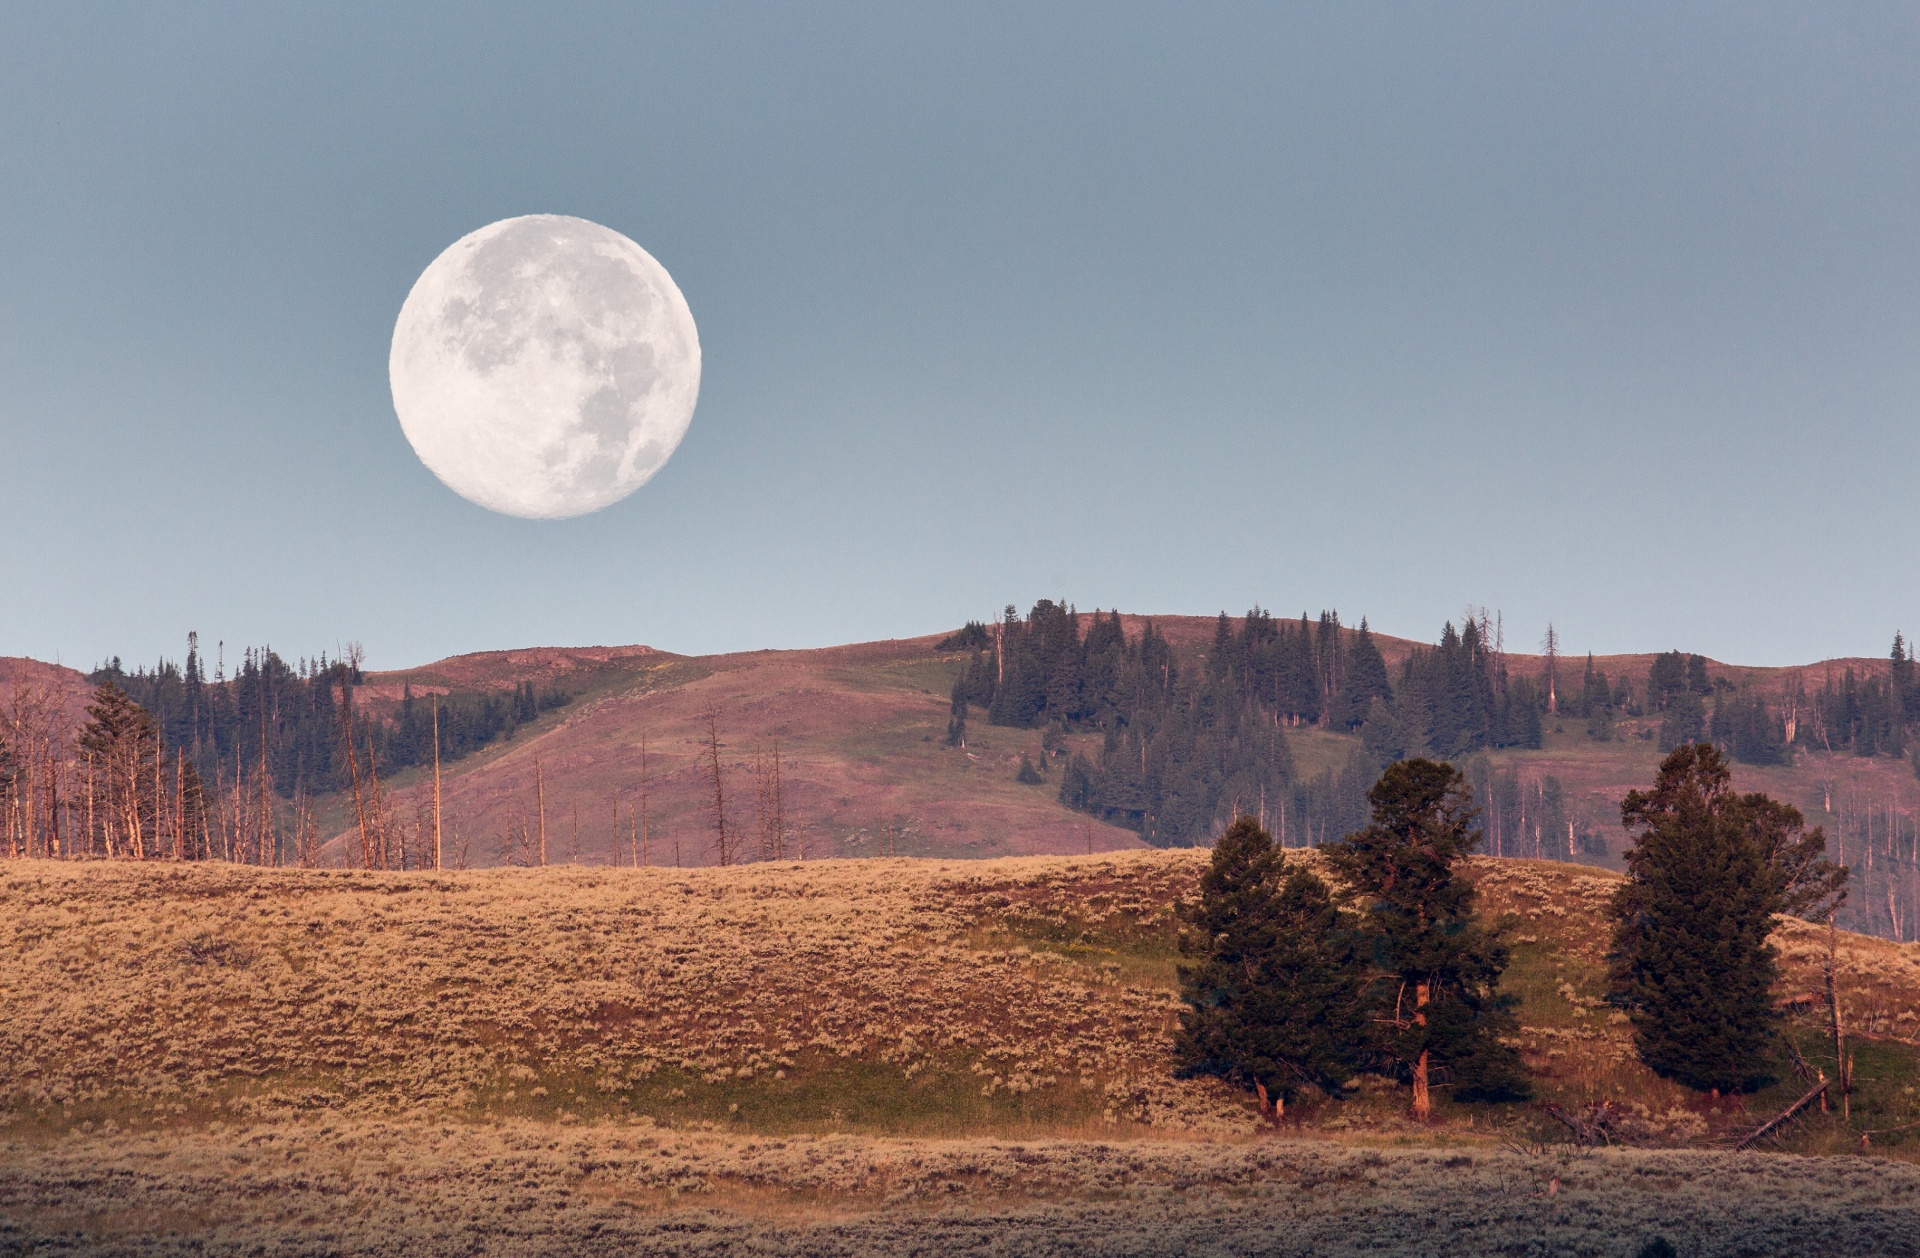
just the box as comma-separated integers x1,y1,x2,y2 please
12,610,1920,942
2,852,1919,1254
334,617,1920,941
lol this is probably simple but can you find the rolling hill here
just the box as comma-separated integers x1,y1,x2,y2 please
9,613,1920,941
338,618,1920,942
2,851,1918,1254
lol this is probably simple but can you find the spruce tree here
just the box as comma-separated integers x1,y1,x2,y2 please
1323,759,1529,1117
1175,816,1364,1112
1332,618,1393,729
1608,744,1847,1093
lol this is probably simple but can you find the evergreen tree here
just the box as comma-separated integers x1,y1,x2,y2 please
1581,654,1614,740
1608,744,1848,1093
945,671,968,747
1174,817,1364,1111
1657,691,1705,752
1331,618,1393,730
1322,759,1529,1117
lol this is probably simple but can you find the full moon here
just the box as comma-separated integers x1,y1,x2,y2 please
389,215,700,519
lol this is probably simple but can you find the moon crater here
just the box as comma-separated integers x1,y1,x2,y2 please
390,214,700,519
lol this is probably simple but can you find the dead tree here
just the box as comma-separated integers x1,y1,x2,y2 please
338,673,372,869
704,708,730,866
1826,914,1853,1118
1541,623,1560,715
431,696,443,871
536,757,548,866
1735,1078,1829,1151
639,736,652,866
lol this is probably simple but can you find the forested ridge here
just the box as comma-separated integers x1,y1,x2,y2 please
944,603,1545,847
89,635,570,800
944,602,1920,859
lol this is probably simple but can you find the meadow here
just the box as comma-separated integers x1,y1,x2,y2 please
4,851,1920,1253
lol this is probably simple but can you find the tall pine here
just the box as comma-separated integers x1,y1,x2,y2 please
1608,744,1847,1093
1323,759,1529,1118
1174,817,1365,1114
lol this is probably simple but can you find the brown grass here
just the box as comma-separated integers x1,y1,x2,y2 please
5,852,1920,1253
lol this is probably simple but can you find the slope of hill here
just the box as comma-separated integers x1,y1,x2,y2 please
331,622,1920,942
14,612,1920,940
2,853,1918,1254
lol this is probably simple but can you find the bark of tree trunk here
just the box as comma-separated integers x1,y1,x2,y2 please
1412,981,1432,1122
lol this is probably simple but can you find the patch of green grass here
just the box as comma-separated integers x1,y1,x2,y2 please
477,1054,1113,1137
1746,1028,1920,1153
972,910,1186,990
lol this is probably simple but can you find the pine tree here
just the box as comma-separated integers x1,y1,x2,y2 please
1332,618,1393,729
1608,744,1848,1093
946,669,968,747
1174,816,1364,1114
1322,759,1529,1118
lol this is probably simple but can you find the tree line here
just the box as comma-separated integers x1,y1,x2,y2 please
1532,636,1920,769
1,636,569,868
91,635,569,801
1179,746,1847,1124
944,603,1545,847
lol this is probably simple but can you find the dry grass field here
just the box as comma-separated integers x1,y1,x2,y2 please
4,851,1920,1253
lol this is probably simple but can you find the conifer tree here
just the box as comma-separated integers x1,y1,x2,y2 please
1332,618,1393,729
1323,759,1529,1118
1608,744,1847,1093
1175,816,1364,1113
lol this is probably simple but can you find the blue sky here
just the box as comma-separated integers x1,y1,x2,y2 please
3,3,1917,671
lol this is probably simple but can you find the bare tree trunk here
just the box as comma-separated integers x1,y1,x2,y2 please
339,677,371,869
768,741,783,860
259,687,273,866
536,757,548,866
364,725,389,870
1411,981,1432,1122
704,709,729,866
431,697,442,872
639,737,651,867
1826,915,1852,1118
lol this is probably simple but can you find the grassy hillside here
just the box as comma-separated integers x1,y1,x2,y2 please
336,627,1920,943
13,616,1920,940
4,852,1916,1149
4,853,1920,1255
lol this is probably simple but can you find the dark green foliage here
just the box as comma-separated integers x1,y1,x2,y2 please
1646,651,1710,711
1015,754,1044,784
1579,654,1614,741
1174,817,1365,1103
962,602,1293,845
1330,619,1393,730
1711,690,1787,765
945,671,968,747
1814,658,1905,759
1288,746,1378,847
1466,757,1583,858
951,600,1541,846
1657,691,1704,752
1381,618,1540,758
73,682,212,859
937,621,993,652
1322,760,1530,1102
92,638,569,801
1608,745,1848,1093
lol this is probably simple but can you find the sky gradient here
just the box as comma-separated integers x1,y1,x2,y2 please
3,3,1917,671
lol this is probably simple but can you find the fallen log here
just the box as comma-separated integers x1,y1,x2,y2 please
1734,1077,1828,1151
1542,1100,1617,1147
